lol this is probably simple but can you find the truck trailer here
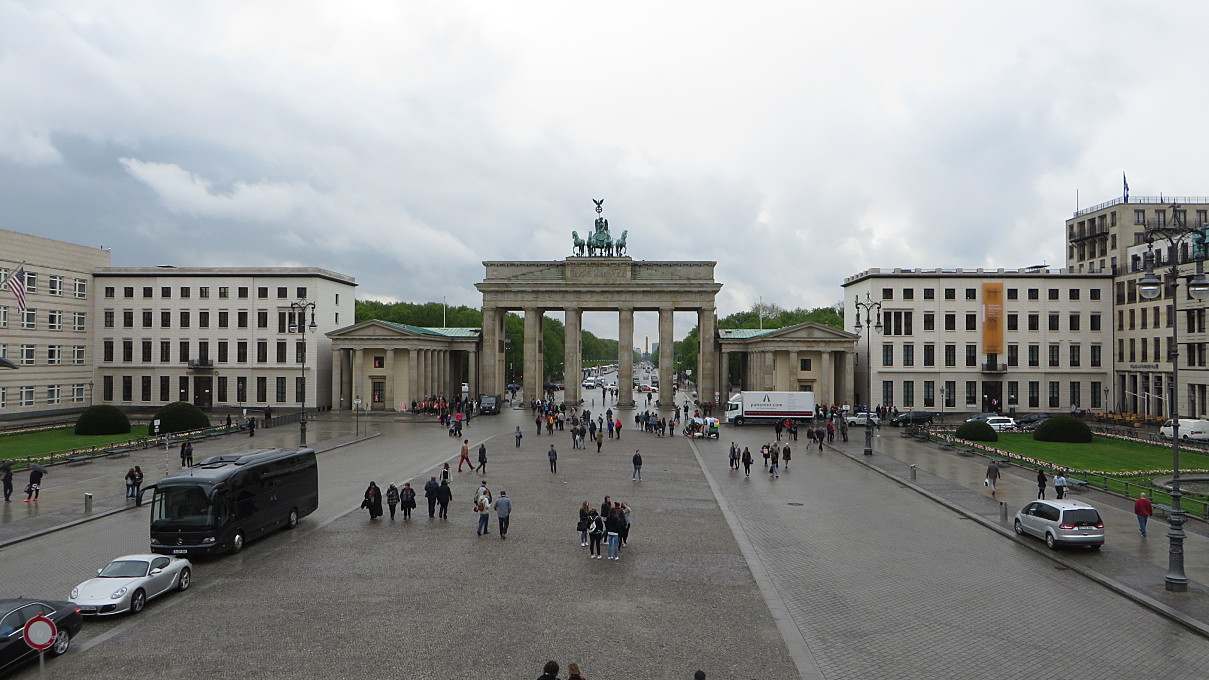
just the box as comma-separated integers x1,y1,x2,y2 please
724,391,816,426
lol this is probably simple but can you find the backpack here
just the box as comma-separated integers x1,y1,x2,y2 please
589,517,604,535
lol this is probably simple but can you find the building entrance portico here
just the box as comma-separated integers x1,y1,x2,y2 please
476,258,722,409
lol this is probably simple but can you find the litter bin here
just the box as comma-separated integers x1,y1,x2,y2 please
84,492,93,514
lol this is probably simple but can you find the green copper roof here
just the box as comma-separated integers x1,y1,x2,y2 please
376,321,480,337
718,328,777,338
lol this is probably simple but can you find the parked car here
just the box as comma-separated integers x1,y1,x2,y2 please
1019,417,1051,432
964,412,999,423
1015,412,1055,427
889,411,933,427
1159,418,1209,441
69,554,192,616
505,383,521,392
0,597,82,674
638,384,652,392
985,416,1017,431
845,412,880,427
1014,499,1104,549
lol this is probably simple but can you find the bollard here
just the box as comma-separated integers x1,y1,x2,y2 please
1000,501,1008,521
84,493,93,514
909,464,917,481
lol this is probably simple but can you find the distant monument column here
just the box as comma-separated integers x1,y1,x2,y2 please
523,308,543,401
618,306,635,409
658,307,674,410
698,307,717,407
564,307,582,404
480,306,501,397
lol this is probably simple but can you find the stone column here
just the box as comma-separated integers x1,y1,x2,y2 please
844,351,855,406
788,350,799,392
658,307,674,411
468,349,478,397
408,348,419,407
698,308,716,407
618,306,635,409
564,307,582,405
384,348,396,410
421,349,430,398
353,348,366,406
479,306,500,397
330,348,344,409
821,350,834,405
523,309,543,402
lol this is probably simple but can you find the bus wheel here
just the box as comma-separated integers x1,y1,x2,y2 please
231,530,245,554
286,508,299,529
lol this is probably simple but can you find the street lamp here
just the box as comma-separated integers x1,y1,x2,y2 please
1136,203,1209,593
853,292,883,456
289,300,319,446
1104,385,1110,414
354,397,362,438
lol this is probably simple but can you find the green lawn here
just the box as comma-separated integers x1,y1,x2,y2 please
985,433,1209,474
0,426,150,460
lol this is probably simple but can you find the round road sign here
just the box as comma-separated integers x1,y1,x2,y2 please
23,614,57,652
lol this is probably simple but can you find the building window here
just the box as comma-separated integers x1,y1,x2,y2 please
904,288,916,300
944,288,955,300
160,376,171,402
141,341,152,362
121,310,133,328
218,376,228,402
161,311,171,328
142,311,152,328
881,344,893,367
218,341,229,363
73,346,85,364
238,342,248,362
1028,288,1039,300
141,286,153,298
1049,381,1060,408
238,311,248,328
0,306,6,328
238,286,249,298
1007,314,1018,331
1069,288,1080,300
1069,314,1080,332
1090,345,1102,367
257,311,268,328
219,286,229,298
1048,289,1059,300
72,384,85,403
74,279,87,298
141,376,152,402
1090,288,1101,300
103,376,113,401
47,275,62,296
1048,314,1059,331
1028,345,1039,367
19,344,35,365
276,286,288,299
122,285,133,298
103,341,114,362
923,288,934,300
22,310,36,330
902,381,914,407
1049,344,1060,367
1069,345,1081,367
1007,288,1018,300
882,381,894,407
160,341,171,362
276,341,287,363
179,341,189,362
257,341,268,363
122,340,133,362
297,286,308,299
73,311,85,331
923,313,934,331
944,380,956,408
161,286,171,298
218,311,229,328
902,344,914,367
104,286,115,298
965,288,976,300
944,313,956,331
257,287,269,299
944,344,956,367
47,310,62,330
179,311,190,328
275,376,287,402
122,376,133,402
965,314,977,331
21,385,35,406
237,377,248,403
1007,344,1019,366
882,311,913,335
923,344,934,366
965,344,977,367
199,286,209,298
179,287,190,298
1027,314,1039,331
965,381,977,407
1091,381,1102,408
799,358,811,371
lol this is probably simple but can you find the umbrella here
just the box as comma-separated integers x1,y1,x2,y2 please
30,462,47,474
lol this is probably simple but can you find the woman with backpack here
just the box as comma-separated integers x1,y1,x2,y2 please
586,508,605,559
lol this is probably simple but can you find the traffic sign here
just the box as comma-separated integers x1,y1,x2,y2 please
23,613,57,652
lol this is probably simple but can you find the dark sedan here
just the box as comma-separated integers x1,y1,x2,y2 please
0,598,83,675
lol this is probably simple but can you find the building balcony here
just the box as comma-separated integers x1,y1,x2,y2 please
187,359,214,370
981,362,1007,373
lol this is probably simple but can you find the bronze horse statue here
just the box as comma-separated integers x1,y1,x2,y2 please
571,231,586,256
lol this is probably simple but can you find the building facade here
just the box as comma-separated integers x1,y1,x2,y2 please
92,268,356,415
842,268,1113,418
1066,194,1209,418
0,229,111,419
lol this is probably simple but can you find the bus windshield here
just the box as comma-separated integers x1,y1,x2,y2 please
151,483,217,530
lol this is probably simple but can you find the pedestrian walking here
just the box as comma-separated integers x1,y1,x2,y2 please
782,444,791,469
769,446,780,478
728,442,738,470
475,494,491,535
401,482,416,520
515,425,523,448
535,414,543,436
180,442,189,467
587,508,604,558
132,466,144,498
184,442,194,466
476,443,488,473
761,443,770,470
1054,471,1068,499
25,466,43,502
632,450,643,481
620,501,632,546
607,418,615,439
548,444,558,475
424,476,439,518
595,428,604,452
125,467,138,499
493,490,512,539
1134,492,1154,537
741,447,753,477
615,418,622,440
458,440,473,472
1,463,12,503
578,500,592,546
362,481,383,520
386,483,400,520
248,417,256,437
436,480,452,519
440,462,451,485
1036,469,1048,500
816,428,824,450
985,461,1001,497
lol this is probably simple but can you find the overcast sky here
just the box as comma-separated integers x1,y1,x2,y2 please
4,1,1208,343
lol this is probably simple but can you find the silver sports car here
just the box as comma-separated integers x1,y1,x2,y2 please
69,554,192,615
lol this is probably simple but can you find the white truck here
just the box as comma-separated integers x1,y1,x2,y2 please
724,391,816,426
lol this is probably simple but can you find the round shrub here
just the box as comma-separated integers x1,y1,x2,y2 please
74,404,131,435
955,420,998,442
1033,415,1092,443
152,401,210,434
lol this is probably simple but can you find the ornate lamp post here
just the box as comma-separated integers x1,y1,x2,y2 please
289,300,318,446
853,292,883,456
1136,203,1209,592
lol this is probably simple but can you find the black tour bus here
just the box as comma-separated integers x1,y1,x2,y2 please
142,447,318,555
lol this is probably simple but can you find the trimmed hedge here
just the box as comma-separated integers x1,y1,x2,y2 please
1033,415,1093,443
74,405,132,435
153,401,210,434
955,420,998,442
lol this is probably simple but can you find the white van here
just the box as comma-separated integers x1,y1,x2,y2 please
1159,419,1209,440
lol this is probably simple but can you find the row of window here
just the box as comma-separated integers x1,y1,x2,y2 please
878,287,1103,302
101,340,306,364
104,285,309,300
877,379,1104,410
0,308,87,331
0,344,87,366
99,374,303,404
0,384,88,408
880,310,1103,335
101,309,331,332
880,343,1103,368
0,270,87,298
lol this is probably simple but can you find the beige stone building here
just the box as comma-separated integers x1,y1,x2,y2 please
0,229,110,419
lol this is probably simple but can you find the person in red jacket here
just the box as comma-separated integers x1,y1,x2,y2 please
1134,492,1153,537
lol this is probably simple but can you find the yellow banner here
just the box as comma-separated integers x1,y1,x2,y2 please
982,283,1004,355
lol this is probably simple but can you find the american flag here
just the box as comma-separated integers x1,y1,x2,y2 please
6,266,26,312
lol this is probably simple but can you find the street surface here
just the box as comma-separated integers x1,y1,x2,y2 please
4,383,1209,678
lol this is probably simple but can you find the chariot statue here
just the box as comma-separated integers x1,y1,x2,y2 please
573,198,623,257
